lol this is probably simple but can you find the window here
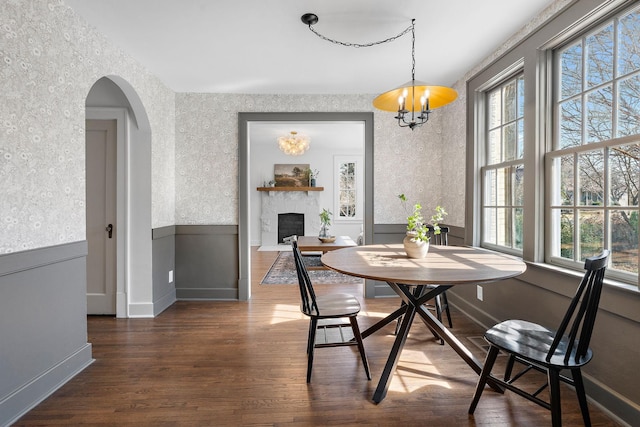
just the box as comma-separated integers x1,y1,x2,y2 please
470,2,639,287
549,6,640,279
334,156,363,221
481,74,525,254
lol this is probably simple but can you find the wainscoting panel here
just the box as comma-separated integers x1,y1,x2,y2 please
174,225,239,300
151,226,177,316
0,242,94,426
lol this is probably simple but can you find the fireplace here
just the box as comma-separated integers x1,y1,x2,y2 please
278,213,304,244
260,191,320,246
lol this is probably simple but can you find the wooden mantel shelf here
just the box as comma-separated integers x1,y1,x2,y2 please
257,186,324,192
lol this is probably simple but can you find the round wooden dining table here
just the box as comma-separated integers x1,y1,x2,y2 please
322,244,527,403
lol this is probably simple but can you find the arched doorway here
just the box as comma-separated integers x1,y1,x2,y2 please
85,76,153,318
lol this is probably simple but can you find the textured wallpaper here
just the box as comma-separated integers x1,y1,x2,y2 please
175,93,449,226
439,81,467,228
172,0,570,229
0,0,175,253
1,0,569,253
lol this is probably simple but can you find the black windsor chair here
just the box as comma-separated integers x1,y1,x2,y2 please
468,250,610,427
291,240,371,383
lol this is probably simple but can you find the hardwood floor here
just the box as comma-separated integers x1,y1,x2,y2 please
14,248,621,426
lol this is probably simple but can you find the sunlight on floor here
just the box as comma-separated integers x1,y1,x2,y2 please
271,305,392,326
359,309,396,319
389,349,452,394
271,303,305,325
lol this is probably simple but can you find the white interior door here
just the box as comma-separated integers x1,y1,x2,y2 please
86,119,117,315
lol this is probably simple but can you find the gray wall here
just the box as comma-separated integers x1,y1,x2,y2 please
153,225,241,302
0,243,93,426
175,225,239,300
151,226,177,315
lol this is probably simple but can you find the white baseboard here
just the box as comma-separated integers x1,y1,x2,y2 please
127,302,155,318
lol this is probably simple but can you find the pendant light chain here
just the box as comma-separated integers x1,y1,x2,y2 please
306,21,412,49
410,19,416,122
411,19,416,81
301,13,458,130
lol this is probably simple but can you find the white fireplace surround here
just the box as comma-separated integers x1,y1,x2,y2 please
260,191,320,246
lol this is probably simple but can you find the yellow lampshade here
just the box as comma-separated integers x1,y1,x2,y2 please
373,80,458,112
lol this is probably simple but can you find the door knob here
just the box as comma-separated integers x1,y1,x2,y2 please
106,224,113,239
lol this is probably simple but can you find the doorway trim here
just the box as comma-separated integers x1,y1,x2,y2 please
85,75,154,318
86,107,128,317
238,112,374,301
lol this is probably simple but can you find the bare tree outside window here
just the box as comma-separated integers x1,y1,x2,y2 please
551,6,639,277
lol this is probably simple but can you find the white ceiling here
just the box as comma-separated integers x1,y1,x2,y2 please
64,0,556,95
249,121,364,149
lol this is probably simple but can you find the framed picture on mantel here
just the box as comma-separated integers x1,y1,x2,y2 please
274,164,309,187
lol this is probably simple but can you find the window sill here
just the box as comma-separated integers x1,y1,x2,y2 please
520,261,640,322
525,261,639,293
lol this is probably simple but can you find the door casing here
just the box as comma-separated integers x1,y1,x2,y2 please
86,119,117,314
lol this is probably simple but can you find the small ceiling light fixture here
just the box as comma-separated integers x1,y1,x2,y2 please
278,131,310,156
301,14,457,131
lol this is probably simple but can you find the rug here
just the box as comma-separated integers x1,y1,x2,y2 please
260,251,363,285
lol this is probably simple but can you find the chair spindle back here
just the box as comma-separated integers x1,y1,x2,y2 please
546,250,609,364
428,225,449,246
291,240,319,315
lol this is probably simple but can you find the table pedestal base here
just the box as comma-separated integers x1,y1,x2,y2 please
366,282,503,403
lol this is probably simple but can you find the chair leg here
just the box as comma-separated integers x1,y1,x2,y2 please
349,316,371,380
548,368,562,427
394,301,406,336
433,295,445,345
572,368,591,426
435,295,443,323
306,318,318,383
441,291,453,328
504,354,516,382
469,345,500,414
306,320,315,355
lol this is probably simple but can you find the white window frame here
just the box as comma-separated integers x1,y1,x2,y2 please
333,155,363,222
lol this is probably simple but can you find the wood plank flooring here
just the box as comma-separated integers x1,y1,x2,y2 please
14,248,622,426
